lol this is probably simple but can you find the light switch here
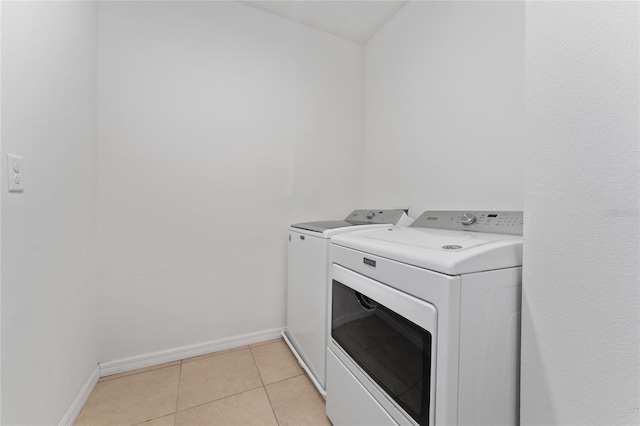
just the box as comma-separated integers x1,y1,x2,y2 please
7,154,24,192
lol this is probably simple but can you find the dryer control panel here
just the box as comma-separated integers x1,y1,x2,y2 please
411,211,523,235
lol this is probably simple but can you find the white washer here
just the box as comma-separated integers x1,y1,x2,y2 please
283,209,413,397
327,210,523,425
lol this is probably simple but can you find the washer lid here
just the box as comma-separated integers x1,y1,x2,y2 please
331,227,523,275
291,209,412,233
290,220,356,233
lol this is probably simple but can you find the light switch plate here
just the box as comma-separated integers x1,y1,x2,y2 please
7,154,24,192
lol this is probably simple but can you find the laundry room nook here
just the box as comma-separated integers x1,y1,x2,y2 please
0,1,638,425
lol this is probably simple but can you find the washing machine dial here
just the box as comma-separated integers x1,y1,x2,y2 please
461,212,477,225
366,211,376,219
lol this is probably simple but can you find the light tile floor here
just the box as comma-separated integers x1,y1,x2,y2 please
75,339,331,426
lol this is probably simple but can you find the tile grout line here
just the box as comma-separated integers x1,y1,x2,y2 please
262,381,282,426
173,384,266,415
263,371,306,387
173,361,183,426
248,344,281,425
248,344,266,387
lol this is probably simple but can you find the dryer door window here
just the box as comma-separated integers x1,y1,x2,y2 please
331,279,434,426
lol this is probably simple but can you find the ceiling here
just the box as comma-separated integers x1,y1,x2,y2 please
237,1,408,44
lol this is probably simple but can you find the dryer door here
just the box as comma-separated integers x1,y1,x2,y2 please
330,264,437,426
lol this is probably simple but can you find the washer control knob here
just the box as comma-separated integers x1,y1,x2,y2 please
366,211,376,219
461,212,477,225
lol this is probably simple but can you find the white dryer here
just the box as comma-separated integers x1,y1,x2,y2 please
327,211,523,425
284,209,413,397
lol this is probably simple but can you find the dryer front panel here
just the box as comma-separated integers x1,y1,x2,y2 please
329,265,438,426
329,245,462,425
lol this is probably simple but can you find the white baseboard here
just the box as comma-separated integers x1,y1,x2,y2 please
99,327,285,378
59,365,100,426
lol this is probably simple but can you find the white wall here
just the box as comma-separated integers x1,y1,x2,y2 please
362,1,525,215
522,2,639,424
0,3,4,422
96,1,363,362
1,2,99,424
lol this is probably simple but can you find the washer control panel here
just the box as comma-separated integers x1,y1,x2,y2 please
347,209,407,225
411,211,523,235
